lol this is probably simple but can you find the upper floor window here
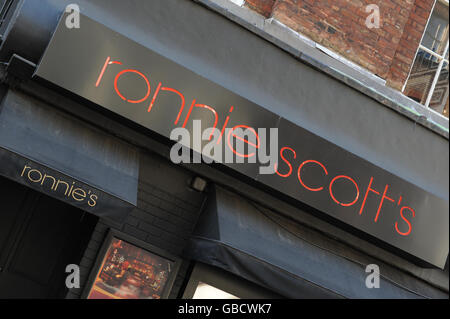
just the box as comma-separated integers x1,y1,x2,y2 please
404,0,449,118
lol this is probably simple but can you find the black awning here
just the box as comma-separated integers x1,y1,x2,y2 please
0,90,138,222
184,186,445,299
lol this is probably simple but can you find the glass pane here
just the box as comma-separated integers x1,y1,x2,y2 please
404,49,440,104
87,238,174,299
429,61,449,117
192,282,240,299
421,1,449,56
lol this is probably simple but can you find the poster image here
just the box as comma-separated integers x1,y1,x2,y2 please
87,237,174,299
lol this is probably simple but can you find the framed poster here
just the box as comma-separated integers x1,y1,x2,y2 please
82,229,181,299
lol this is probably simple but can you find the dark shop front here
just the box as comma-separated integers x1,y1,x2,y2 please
0,0,448,299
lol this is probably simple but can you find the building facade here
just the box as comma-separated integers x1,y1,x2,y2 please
0,0,448,299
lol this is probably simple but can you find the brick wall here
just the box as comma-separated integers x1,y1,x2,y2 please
386,0,435,89
244,0,434,90
245,0,276,17
66,152,207,299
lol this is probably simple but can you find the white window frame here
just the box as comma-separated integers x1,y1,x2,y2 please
403,0,449,109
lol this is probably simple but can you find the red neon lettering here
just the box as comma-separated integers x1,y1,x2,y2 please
297,160,328,192
329,175,360,207
182,100,219,140
148,82,162,112
217,106,234,145
95,58,420,237
95,56,122,87
359,177,380,215
226,125,260,158
148,83,185,125
395,206,415,236
274,147,296,178
114,69,150,104
374,184,395,222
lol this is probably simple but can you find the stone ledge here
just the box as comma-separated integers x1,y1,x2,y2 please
193,0,449,139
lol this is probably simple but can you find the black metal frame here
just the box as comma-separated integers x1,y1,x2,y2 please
81,228,181,299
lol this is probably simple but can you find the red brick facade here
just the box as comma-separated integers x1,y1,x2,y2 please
244,0,435,90
386,0,435,89
245,0,276,17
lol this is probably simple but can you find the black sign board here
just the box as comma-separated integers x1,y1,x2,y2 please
0,89,138,223
0,147,133,222
35,13,448,268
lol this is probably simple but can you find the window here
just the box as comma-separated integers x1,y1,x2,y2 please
181,263,282,299
404,0,449,118
0,0,15,35
192,282,239,299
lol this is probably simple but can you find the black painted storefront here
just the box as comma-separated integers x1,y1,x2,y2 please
0,0,448,299
0,175,97,298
